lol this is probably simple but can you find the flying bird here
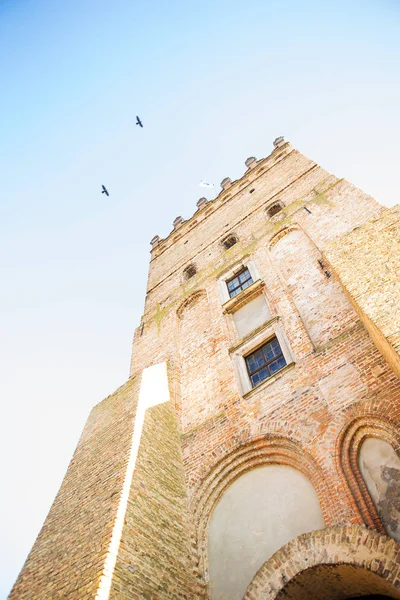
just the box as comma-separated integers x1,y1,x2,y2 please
136,115,143,128
101,185,109,197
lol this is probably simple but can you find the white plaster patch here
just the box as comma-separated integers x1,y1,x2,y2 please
233,295,271,338
208,465,325,600
359,438,400,542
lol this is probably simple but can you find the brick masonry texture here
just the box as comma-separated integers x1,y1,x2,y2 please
109,399,203,600
9,377,142,600
325,205,400,377
243,525,400,599
9,141,400,599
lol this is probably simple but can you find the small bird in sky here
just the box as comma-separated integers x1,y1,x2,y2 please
101,185,109,197
136,115,143,128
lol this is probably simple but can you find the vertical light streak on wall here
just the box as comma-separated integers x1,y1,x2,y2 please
94,362,170,600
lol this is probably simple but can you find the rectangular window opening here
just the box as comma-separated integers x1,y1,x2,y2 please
226,267,253,298
245,336,287,388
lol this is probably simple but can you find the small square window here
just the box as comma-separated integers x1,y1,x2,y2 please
245,337,287,388
226,267,253,298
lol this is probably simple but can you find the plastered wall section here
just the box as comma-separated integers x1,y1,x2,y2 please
8,376,141,600
109,397,204,599
325,205,400,378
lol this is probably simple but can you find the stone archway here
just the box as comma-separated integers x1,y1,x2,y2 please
243,525,400,599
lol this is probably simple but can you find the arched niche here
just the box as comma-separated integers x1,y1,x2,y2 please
337,417,400,535
359,438,400,542
207,464,325,600
269,227,353,347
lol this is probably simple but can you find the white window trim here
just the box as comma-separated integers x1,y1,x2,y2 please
218,258,260,304
230,318,295,395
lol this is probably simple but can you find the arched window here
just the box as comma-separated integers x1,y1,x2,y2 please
267,203,283,217
183,264,197,280
221,234,238,250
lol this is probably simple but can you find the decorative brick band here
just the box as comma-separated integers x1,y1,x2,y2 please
336,415,400,532
190,435,335,585
243,525,400,599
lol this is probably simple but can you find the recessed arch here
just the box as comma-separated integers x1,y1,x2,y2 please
208,464,325,599
337,416,400,534
243,525,400,599
190,435,334,585
268,224,300,249
176,290,206,319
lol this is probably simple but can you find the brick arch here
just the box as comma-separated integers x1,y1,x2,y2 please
243,525,400,599
190,435,335,583
176,289,207,319
268,224,301,249
337,415,400,532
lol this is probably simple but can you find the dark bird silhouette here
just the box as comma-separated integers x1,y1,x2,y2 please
101,185,109,197
136,115,143,128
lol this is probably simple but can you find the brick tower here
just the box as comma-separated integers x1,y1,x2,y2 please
9,139,400,600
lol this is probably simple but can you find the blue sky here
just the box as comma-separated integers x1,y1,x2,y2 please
1,0,399,596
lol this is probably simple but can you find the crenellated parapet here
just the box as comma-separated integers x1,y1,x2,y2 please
150,137,292,257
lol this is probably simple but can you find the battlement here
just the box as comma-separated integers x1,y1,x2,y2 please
149,137,293,258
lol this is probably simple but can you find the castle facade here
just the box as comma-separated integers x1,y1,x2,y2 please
9,139,400,599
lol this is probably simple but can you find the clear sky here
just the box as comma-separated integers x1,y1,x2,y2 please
1,0,399,595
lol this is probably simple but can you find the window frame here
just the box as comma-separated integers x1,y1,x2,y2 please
245,336,287,388
218,259,260,304
230,319,295,395
226,267,253,298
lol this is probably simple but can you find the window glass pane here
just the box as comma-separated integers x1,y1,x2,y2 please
258,367,269,383
246,354,257,372
239,269,250,283
228,279,237,291
250,372,260,387
253,349,264,369
269,356,287,374
271,338,280,353
241,279,251,290
251,367,268,387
